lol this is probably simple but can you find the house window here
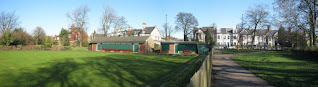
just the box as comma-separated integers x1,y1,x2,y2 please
234,42,236,45
234,36,237,39
223,35,226,39
228,36,230,39
218,35,220,39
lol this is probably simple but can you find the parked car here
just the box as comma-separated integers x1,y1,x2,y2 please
214,46,224,49
228,46,236,49
260,46,267,49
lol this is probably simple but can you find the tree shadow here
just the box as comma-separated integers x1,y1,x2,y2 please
13,54,196,87
15,58,89,87
234,55,318,87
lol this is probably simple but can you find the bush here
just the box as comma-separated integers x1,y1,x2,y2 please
289,47,318,60
53,41,59,45
64,46,71,50
82,40,88,47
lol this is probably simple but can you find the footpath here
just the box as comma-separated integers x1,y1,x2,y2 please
212,50,274,87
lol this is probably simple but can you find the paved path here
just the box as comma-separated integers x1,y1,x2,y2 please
212,51,273,87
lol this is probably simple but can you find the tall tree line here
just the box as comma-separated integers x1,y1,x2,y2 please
274,0,318,47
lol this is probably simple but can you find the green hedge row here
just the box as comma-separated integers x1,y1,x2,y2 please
288,47,318,59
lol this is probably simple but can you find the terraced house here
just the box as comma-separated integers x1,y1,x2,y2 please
194,25,278,48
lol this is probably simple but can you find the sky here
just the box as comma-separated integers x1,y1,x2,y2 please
0,0,275,39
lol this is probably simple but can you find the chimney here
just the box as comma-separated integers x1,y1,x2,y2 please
142,22,147,29
268,25,271,31
120,28,124,31
213,23,216,28
288,27,292,32
128,26,132,30
248,26,251,30
236,25,239,29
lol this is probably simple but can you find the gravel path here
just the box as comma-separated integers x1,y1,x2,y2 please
212,50,274,87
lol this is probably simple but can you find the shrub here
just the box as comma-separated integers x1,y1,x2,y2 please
82,40,89,47
64,46,71,50
53,41,59,45
289,47,318,60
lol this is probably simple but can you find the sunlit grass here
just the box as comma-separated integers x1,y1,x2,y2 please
0,51,200,87
232,51,318,87
221,49,260,54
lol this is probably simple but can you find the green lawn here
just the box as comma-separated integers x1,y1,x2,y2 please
0,51,202,87
221,49,260,54
232,51,318,87
71,47,88,51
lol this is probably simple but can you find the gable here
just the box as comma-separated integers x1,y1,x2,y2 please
150,27,161,36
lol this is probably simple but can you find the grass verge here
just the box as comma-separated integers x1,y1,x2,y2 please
221,49,260,54
232,51,318,87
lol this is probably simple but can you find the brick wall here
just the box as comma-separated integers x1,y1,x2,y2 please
92,44,96,51
169,44,174,54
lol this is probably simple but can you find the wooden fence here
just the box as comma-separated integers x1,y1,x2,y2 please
187,48,214,87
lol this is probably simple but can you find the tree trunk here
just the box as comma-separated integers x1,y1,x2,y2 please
251,25,257,49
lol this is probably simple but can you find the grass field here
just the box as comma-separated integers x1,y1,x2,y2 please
221,49,260,54
0,51,202,87
232,51,318,87
71,47,88,51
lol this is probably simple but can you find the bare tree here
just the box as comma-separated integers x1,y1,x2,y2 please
175,12,198,41
162,23,173,40
275,0,318,47
245,4,270,47
67,5,89,47
32,27,46,45
100,6,116,37
0,11,19,34
113,16,127,32
299,0,317,47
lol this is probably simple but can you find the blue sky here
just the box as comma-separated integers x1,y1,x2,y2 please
0,0,275,38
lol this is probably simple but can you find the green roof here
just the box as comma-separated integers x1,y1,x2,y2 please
90,36,150,43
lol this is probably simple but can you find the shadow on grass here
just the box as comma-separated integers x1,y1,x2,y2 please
233,52,318,87
13,54,198,87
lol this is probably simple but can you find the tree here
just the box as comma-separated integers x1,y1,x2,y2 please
44,36,53,48
278,26,292,47
0,32,14,46
11,28,33,45
113,16,127,32
59,28,70,46
162,23,173,40
205,28,215,49
32,27,46,45
100,6,116,37
67,5,89,47
274,0,318,47
245,4,270,48
175,12,198,41
0,11,19,34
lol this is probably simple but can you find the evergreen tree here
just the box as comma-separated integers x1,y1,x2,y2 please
0,32,14,46
205,29,215,49
59,28,70,46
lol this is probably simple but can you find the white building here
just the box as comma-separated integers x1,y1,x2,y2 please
216,28,239,47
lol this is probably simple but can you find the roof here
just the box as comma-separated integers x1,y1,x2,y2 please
93,34,105,37
90,36,150,43
193,27,215,33
143,27,155,34
161,41,197,44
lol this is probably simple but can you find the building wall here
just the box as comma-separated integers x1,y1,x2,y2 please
169,44,174,54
